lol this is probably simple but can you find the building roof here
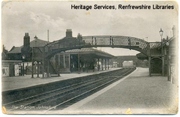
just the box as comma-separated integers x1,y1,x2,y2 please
2,60,22,63
8,38,48,54
30,38,48,47
65,48,114,58
136,53,148,60
8,46,22,54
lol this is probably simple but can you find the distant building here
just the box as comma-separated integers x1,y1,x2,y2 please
112,62,118,68
112,56,148,68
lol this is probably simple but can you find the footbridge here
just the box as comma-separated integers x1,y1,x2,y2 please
21,29,175,78
45,35,150,58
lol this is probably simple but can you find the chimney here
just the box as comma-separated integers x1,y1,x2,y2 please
66,29,72,38
77,33,82,40
24,33,30,47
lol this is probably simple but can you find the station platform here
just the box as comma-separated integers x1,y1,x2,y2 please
1,68,121,92
63,67,178,114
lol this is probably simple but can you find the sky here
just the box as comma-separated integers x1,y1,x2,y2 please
1,0,178,56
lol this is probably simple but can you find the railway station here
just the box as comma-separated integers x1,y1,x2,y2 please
1,27,177,114
3,30,114,77
2,28,176,80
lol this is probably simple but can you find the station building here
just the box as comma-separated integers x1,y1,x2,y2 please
50,48,114,74
4,30,115,77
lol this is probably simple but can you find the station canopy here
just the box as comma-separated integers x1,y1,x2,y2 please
64,48,114,59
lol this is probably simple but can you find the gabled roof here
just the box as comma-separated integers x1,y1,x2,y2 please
8,38,48,54
8,46,21,54
30,38,48,47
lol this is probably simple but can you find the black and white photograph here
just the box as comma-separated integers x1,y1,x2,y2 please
1,0,178,114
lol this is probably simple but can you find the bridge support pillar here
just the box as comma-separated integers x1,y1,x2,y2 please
148,56,151,77
42,48,45,78
63,55,66,68
57,65,60,76
105,59,107,70
108,59,109,70
57,55,60,77
42,63,44,78
78,53,80,74
98,58,100,71
47,59,50,77
37,62,40,78
101,58,104,71
162,56,165,76
31,60,34,78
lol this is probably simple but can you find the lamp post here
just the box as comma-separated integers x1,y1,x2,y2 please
34,61,37,77
32,47,34,78
166,40,170,81
159,28,163,41
37,61,41,78
32,36,37,78
22,55,25,76
148,42,151,76
159,28,164,76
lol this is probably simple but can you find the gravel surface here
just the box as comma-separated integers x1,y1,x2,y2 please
73,68,178,114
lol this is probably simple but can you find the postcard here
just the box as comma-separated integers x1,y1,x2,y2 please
1,0,178,114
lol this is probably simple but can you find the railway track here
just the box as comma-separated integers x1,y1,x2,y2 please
3,68,135,111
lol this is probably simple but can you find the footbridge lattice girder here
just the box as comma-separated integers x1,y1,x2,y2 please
44,35,153,58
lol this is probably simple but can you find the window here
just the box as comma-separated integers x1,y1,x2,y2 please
60,55,64,68
136,42,139,45
65,55,69,68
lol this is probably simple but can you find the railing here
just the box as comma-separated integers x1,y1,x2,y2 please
44,35,150,58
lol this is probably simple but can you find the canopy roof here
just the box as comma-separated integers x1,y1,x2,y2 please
65,48,114,58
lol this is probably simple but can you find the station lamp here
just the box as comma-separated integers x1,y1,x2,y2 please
22,55,26,76
159,28,164,76
159,28,163,41
22,55,25,60
159,28,164,54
